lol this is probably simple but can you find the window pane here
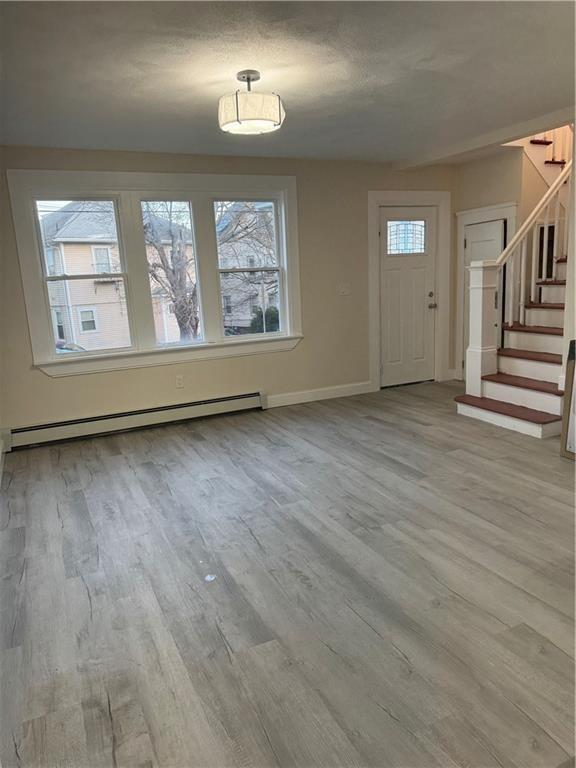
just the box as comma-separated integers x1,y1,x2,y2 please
48,279,131,354
141,201,201,345
220,270,280,336
214,201,278,269
93,247,112,273
387,220,426,254
35,200,122,276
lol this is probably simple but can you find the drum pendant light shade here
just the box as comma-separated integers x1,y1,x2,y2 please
218,71,285,135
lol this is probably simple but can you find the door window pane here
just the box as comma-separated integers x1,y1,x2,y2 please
214,201,278,268
141,201,201,345
220,271,280,336
387,220,426,254
35,200,121,275
48,279,131,354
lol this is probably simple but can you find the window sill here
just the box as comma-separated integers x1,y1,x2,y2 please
36,335,303,377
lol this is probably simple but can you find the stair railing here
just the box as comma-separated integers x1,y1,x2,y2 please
496,159,571,325
465,159,572,398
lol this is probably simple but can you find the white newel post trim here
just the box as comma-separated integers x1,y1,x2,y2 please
466,260,499,397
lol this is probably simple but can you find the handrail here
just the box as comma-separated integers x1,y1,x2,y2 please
496,159,572,266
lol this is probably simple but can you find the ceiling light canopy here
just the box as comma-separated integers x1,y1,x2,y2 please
219,70,285,135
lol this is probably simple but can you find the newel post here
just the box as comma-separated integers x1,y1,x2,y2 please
466,260,499,397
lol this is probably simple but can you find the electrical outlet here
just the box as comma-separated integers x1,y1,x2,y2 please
337,282,351,296
175,375,184,389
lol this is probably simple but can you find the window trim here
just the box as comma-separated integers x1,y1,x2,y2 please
8,170,302,376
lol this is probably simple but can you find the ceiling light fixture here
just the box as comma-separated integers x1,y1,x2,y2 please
218,70,285,135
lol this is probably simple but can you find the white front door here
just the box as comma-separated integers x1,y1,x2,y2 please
380,206,437,387
463,219,505,362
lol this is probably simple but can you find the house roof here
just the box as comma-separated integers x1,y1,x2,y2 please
41,201,194,245
41,200,271,246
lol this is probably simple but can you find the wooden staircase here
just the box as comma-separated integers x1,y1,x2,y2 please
456,145,572,439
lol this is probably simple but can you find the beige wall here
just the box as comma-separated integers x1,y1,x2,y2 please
455,149,523,213
519,153,549,223
1,145,457,429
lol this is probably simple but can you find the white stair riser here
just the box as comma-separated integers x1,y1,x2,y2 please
555,261,567,280
498,356,561,383
504,330,563,355
482,381,562,415
525,307,565,327
456,402,561,438
540,285,565,302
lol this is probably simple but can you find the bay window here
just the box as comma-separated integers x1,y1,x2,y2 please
8,171,301,375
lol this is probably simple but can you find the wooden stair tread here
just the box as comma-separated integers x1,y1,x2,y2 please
454,395,561,424
525,302,564,309
482,373,563,396
503,323,563,336
536,279,566,286
497,348,562,364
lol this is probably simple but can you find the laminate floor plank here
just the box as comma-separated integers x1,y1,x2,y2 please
0,382,573,768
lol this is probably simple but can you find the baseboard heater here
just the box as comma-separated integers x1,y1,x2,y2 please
10,392,262,449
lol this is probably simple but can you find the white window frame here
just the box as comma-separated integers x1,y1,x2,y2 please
214,198,284,340
8,170,302,377
78,306,98,333
91,245,113,274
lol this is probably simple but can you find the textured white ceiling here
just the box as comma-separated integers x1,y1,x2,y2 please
1,2,574,162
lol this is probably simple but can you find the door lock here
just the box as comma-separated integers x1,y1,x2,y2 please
428,302,438,309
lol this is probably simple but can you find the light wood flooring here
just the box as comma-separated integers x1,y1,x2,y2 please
0,381,574,768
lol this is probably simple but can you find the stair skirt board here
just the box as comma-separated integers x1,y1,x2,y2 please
503,331,564,355
524,308,565,327
540,285,566,302
456,402,562,438
481,380,562,415
10,393,262,448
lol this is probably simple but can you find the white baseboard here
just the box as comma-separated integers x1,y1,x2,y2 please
262,381,376,409
10,394,261,448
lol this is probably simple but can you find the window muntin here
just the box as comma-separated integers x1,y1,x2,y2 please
387,220,426,255
214,201,282,336
140,201,202,345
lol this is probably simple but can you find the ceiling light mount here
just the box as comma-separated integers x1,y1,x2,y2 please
236,69,261,91
218,69,285,135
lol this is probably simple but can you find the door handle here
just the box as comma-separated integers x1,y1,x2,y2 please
428,302,438,309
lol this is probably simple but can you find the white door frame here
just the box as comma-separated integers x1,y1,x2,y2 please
368,190,452,390
455,202,517,380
